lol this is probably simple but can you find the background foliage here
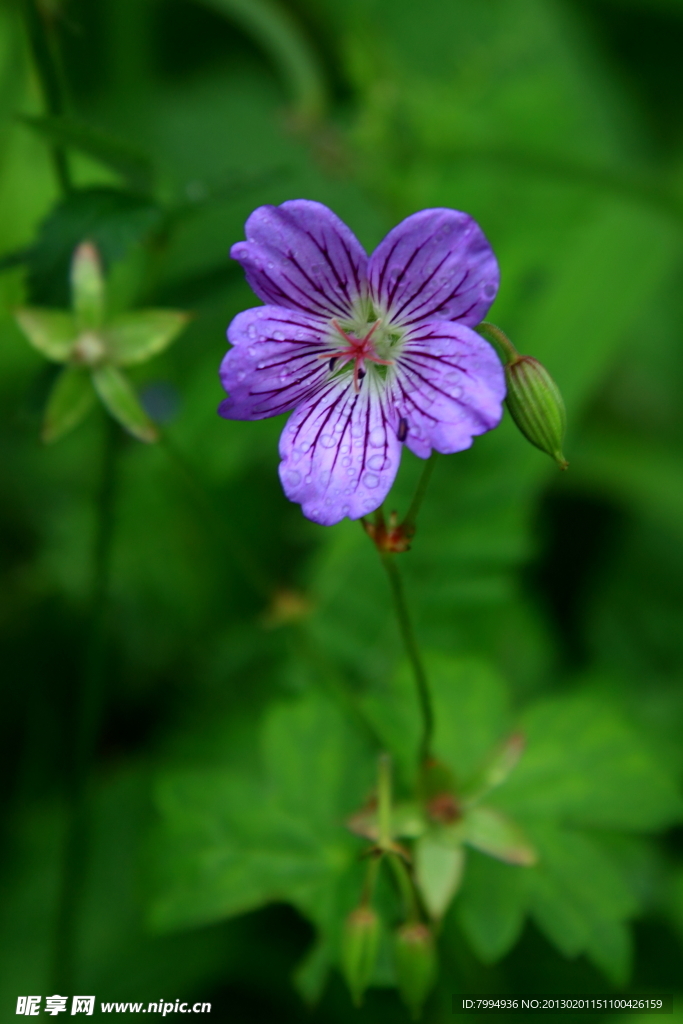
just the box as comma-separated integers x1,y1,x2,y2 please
1,0,683,1019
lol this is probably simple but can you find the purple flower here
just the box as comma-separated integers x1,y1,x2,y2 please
219,201,505,525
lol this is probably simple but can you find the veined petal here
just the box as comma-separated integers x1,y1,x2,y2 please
219,306,329,420
368,208,499,329
392,320,505,458
231,200,368,320
278,376,401,525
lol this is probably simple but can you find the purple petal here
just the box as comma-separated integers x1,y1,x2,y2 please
230,200,368,320
368,208,499,329
219,306,329,420
278,377,402,525
392,320,505,458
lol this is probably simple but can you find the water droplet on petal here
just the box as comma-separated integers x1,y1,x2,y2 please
300,441,311,453
285,470,301,487
248,346,257,356
362,473,380,488
367,454,386,471
369,427,385,447
320,434,336,448
341,457,351,467
273,331,284,341
247,325,257,339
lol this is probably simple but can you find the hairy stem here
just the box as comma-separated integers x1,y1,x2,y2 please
52,417,118,992
22,0,72,194
379,552,434,766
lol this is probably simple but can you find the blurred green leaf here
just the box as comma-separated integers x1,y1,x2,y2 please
92,364,159,443
494,691,683,831
152,690,374,943
27,188,164,307
414,835,465,920
42,365,96,443
526,824,636,983
20,115,155,194
362,654,510,787
455,851,530,963
14,307,76,362
103,310,190,366
462,806,537,867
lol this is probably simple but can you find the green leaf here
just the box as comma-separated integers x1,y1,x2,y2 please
414,834,465,919
152,691,374,936
103,310,190,366
462,806,537,866
526,824,636,983
455,851,530,963
42,366,96,443
92,364,158,443
71,241,105,330
27,188,164,307
494,691,683,831
21,114,155,193
14,308,76,362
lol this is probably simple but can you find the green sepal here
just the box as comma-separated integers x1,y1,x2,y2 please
71,241,105,330
414,834,465,920
42,365,96,443
341,906,381,1007
15,308,77,362
505,356,568,469
462,806,537,866
102,310,190,366
92,364,158,443
393,923,437,1019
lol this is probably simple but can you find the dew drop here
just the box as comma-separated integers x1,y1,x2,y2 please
341,457,351,467
285,470,301,487
248,346,257,356
367,454,386,471
369,427,385,447
320,434,336,448
340,444,350,455
362,473,380,488
273,331,285,341
300,441,311,453
247,325,257,339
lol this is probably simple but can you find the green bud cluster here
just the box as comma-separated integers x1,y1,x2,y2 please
15,240,189,444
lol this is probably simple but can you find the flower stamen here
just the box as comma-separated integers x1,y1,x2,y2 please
320,319,394,392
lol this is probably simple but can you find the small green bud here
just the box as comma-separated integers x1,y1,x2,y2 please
71,241,105,331
341,906,380,1007
505,356,568,469
394,922,437,1019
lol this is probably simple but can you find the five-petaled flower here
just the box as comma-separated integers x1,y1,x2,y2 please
219,201,505,525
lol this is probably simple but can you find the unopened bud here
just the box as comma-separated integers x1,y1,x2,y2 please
505,356,568,469
394,922,437,1019
341,906,380,1007
71,240,105,331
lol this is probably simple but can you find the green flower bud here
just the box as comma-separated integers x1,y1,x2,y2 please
341,906,380,1007
505,356,568,469
394,922,437,1019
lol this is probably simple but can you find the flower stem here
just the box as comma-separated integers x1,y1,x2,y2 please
379,550,434,767
402,453,438,538
477,321,518,365
22,0,72,195
52,416,119,992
